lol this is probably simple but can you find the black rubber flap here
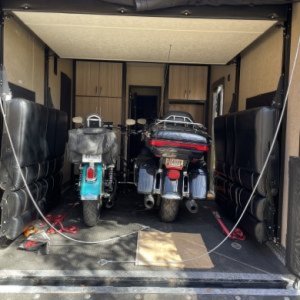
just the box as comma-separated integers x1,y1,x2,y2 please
286,156,300,277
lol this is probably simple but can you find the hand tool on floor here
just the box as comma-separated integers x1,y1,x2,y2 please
23,225,38,237
211,209,246,241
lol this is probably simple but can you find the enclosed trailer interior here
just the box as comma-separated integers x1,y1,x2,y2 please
0,0,300,298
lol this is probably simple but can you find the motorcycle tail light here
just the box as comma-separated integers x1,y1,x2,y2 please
167,169,181,180
148,139,209,152
86,166,96,181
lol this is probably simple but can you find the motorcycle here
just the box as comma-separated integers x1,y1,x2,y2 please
68,114,118,227
133,111,210,222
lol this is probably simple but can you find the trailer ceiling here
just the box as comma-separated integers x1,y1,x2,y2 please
13,12,277,64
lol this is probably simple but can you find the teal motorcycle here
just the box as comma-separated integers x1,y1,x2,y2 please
68,114,118,227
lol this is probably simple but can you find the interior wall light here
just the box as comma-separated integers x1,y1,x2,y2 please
22,3,31,10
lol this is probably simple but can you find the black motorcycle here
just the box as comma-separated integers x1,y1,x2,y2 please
135,111,210,222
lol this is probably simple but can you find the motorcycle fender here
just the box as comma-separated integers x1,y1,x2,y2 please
162,172,182,200
80,164,102,200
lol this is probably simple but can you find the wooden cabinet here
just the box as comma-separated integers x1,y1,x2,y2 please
88,62,100,96
168,65,208,101
76,61,122,98
168,65,188,100
75,96,122,126
169,102,205,124
76,61,90,96
99,62,122,98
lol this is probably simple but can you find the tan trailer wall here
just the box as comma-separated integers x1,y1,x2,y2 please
48,57,73,110
210,64,236,115
239,26,283,110
48,57,74,184
4,17,45,104
282,3,300,247
5,17,73,184
126,63,165,117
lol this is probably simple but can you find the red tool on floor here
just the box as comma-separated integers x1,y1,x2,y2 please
211,209,246,241
46,214,78,234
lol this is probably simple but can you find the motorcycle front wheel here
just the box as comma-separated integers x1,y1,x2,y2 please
159,198,180,223
82,201,100,227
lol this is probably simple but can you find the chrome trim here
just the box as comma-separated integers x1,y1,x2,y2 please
153,169,162,194
80,196,99,201
87,114,102,127
161,193,181,200
182,171,189,198
155,115,206,131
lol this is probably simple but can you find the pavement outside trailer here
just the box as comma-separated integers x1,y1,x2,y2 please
0,187,295,292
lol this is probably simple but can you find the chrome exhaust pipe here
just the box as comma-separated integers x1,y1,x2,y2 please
185,199,198,214
144,195,155,209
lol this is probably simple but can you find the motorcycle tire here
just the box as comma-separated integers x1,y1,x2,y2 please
159,199,180,223
82,201,100,227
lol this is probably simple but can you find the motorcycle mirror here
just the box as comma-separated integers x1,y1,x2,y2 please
126,119,136,126
72,116,83,124
137,118,147,125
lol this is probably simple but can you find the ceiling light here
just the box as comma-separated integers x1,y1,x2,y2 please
22,3,31,10
182,10,191,16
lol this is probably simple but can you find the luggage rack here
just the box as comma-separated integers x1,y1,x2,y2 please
154,114,207,133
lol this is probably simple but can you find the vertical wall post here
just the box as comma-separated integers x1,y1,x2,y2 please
0,10,4,69
44,46,49,107
234,55,241,112
0,10,4,153
205,65,211,129
277,4,292,242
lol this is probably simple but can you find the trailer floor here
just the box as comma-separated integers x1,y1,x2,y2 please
0,187,294,290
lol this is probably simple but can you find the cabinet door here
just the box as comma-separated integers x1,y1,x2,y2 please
76,96,101,119
76,61,90,95
168,65,188,100
99,63,122,98
76,96,90,119
99,97,122,125
187,66,208,101
87,62,100,96
76,96,122,124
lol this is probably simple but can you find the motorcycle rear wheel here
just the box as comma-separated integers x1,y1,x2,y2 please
82,201,100,227
159,198,180,223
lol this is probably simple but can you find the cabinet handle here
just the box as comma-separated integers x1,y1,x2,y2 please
184,90,187,99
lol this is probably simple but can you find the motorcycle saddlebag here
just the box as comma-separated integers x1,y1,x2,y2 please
189,167,207,200
137,160,156,194
67,128,118,165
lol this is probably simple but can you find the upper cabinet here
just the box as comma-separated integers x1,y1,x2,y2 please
76,61,90,96
76,61,122,98
168,65,208,101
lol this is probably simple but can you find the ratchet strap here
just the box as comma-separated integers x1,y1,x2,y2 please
46,214,79,234
211,210,246,241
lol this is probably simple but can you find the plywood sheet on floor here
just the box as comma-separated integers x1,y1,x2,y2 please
136,231,214,269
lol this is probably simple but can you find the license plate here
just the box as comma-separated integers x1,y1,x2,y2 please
82,154,102,163
165,158,184,168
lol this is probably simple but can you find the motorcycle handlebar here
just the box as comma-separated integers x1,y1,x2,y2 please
108,125,145,135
